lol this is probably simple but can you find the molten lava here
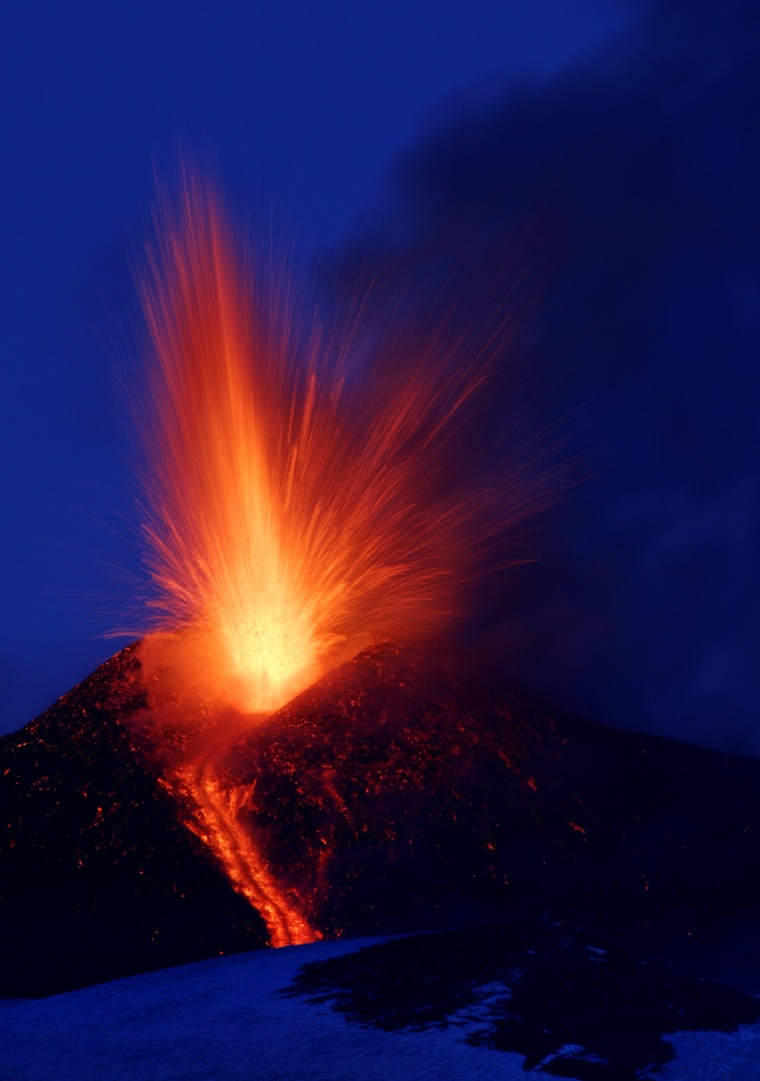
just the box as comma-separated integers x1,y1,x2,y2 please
135,176,532,717
164,717,317,947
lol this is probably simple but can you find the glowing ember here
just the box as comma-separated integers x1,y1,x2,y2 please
134,175,534,716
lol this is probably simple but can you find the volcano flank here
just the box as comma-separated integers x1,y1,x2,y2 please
2,640,760,999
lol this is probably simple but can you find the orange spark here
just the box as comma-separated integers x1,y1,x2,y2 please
134,176,538,717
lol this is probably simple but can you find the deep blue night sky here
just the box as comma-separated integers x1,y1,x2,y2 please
2,0,758,753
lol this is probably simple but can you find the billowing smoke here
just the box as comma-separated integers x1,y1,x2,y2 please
321,0,760,752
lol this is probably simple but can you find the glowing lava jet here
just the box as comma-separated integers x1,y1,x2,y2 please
135,177,532,718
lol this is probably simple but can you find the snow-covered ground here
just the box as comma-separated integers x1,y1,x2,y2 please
1,936,759,1080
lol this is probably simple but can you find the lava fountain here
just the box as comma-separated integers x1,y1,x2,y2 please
132,174,546,946
135,176,541,714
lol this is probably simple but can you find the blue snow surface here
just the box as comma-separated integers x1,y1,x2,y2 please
1,936,759,1080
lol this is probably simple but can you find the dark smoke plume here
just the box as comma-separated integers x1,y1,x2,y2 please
322,0,760,753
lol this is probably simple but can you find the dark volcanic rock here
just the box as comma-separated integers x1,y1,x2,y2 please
0,647,266,998
2,638,760,998
225,641,760,984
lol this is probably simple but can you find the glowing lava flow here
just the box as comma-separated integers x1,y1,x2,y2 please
172,727,316,947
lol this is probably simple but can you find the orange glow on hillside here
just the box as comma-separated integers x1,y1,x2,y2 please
135,176,534,716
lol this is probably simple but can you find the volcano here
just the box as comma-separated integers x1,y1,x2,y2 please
2,639,760,999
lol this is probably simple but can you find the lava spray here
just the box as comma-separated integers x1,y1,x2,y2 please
134,174,545,716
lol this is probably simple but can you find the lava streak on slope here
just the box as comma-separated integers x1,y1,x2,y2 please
152,714,318,948
170,638,625,940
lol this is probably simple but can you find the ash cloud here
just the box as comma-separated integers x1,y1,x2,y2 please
321,0,760,752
